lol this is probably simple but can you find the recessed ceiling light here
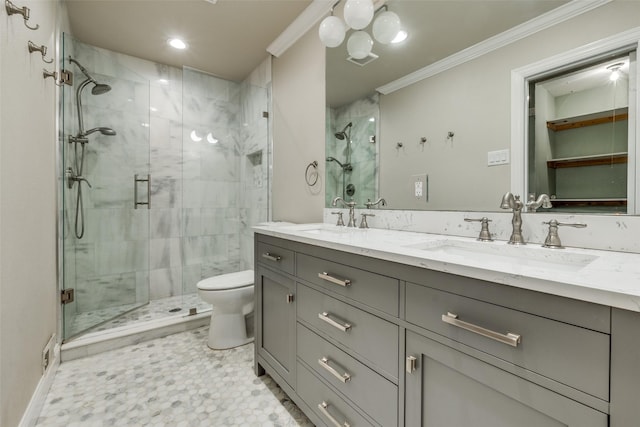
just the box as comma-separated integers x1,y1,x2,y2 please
391,30,408,44
168,38,188,50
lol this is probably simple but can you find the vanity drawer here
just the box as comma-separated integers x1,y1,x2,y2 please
256,240,294,275
297,362,376,427
297,284,399,380
405,282,610,401
297,253,399,316
297,323,398,427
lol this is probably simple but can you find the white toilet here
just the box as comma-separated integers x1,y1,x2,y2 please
196,269,255,350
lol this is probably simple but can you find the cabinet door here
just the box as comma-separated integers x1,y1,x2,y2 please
405,331,607,427
256,266,296,387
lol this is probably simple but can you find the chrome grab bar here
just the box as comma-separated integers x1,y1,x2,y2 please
318,272,351,287
134,174,151,210
262,252,282,262
319,312,351,332
318,357,351,383
318,401,350,427
442,312,521,348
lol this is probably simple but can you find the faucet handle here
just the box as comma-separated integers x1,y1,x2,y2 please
542,219,587,249
359,213,375,229
331,211,345,227
464,217,493,241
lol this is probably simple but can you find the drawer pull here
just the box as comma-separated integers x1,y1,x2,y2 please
442,312,521,348
318,272,351,287
318,401,351,427
319,312,352,332
262,252,282,262
319,357,351,383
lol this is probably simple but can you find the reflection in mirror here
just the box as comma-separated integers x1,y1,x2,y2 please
527,51,633,214
325,94,379,207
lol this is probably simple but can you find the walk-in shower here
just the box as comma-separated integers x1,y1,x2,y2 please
60,35,270,342
66,57,116,239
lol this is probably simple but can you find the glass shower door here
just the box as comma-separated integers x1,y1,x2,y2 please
61,34,151,340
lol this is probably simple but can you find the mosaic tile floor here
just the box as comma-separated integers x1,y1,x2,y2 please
68,293,210,336
36,327,314,427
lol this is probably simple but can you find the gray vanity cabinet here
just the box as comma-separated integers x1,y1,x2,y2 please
255,232,637,427
405,330,608,427
255,265,296,388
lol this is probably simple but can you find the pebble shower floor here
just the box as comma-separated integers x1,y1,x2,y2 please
35,327,313,426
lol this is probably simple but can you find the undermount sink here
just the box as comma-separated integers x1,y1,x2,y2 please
405,239,597,272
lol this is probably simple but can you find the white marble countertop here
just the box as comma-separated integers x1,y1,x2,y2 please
254,223,640,312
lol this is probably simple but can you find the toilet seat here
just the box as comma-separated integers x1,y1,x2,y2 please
197,269,254,291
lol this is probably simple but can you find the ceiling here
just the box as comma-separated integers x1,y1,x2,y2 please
65,0,574,102
64,0,313,82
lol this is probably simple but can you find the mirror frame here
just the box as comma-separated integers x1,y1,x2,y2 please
511,27,640,215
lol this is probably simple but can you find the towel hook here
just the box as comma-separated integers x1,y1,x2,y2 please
43,69,64,87
28,41,53,64
5,0,39,30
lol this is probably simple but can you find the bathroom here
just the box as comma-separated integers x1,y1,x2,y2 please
3,0,640,426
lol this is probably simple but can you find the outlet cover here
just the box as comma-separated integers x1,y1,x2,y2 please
412,174,428,201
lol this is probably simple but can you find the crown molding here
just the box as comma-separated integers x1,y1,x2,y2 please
377,0,612,95
267,0,333,57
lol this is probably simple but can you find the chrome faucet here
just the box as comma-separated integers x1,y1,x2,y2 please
526,193,552,212
332,197,357,227
365,198,387,209
500,192,526,245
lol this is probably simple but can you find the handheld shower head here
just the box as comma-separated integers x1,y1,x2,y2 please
83,127,116,137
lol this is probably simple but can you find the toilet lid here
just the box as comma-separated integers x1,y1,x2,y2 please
196,269,254,291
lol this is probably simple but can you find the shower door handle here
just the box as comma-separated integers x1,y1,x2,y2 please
134,174,151,209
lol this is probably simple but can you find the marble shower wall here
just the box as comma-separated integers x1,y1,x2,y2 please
326,94,379,207
61,37,270,331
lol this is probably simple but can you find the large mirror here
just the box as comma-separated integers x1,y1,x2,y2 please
325,0,639,214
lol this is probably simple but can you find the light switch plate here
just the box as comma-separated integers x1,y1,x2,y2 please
488,149,510,166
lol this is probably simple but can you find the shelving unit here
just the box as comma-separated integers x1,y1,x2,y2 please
547,152,627,169
545,108,628,209
547,108,628,131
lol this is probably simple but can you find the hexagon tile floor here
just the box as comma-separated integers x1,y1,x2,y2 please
35,327,314,427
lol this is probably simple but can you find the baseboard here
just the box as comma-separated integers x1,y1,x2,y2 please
18,344,60,427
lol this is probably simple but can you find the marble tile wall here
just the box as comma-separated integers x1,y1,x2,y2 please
61,36,270,337
326,94,379,207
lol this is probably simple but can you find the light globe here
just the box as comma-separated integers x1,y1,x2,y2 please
343,0,374,30
347,31,373,59
372,10,401,44
319,15,346,48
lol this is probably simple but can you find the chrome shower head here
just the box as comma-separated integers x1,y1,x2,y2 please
91,83,111,95
334,122,352,140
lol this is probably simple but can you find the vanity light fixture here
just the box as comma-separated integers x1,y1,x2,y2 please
319,0,406,64
168,38,188,50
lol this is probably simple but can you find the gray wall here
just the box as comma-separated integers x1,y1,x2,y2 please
378,0,640,211
1,1,60,425
272,27,325,223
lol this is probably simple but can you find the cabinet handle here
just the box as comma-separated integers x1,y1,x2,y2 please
442,312,521,348
286,294,294,304
318,357,351,383
318,401,351,427
319,312,352,332
406,355,417,373
318,272,351,287
262,252,282,262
